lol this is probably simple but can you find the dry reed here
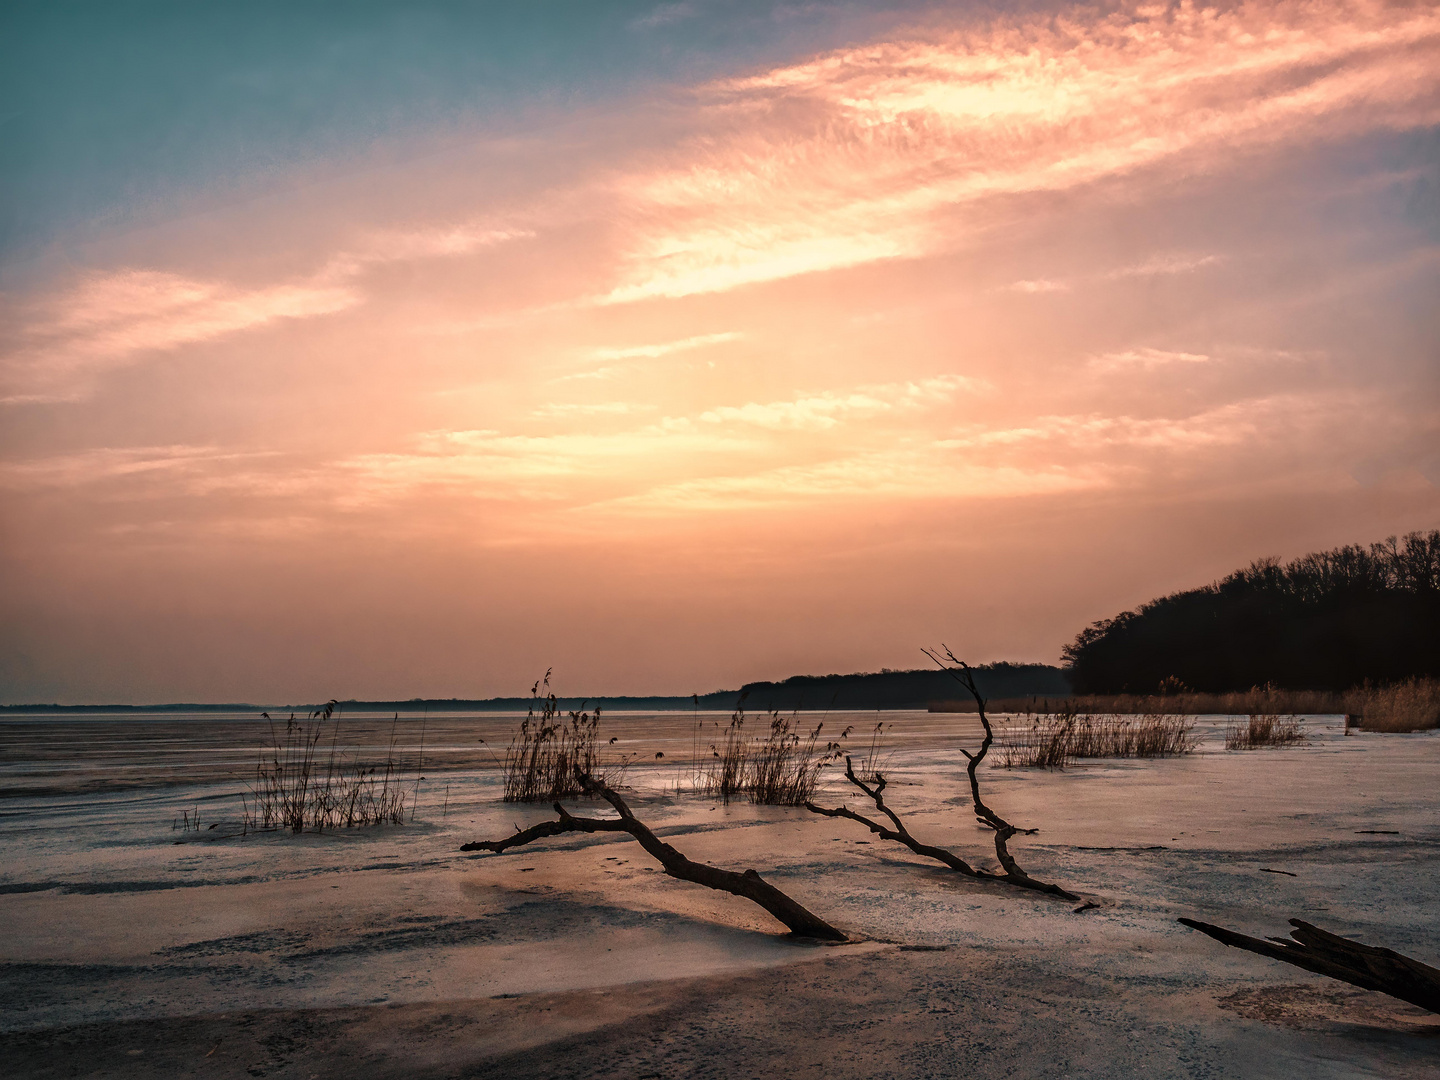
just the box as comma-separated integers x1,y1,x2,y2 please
1224,714,1305,750
1353,678,1440,732
998,709,1197,768
698,707,845,804
242,702,408,833
699,709,750,802
502,674,632,802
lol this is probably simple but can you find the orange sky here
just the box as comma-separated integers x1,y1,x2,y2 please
3,0,1438,703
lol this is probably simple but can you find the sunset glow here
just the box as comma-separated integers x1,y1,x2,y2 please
3,0,1437,702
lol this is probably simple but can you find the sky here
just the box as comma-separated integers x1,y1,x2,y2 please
2,0,1438,705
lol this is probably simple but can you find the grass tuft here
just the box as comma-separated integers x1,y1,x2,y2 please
502,673,632,802
1224,713,1304,750
999,708,1197,768
242,701,408,833
697,706,845,804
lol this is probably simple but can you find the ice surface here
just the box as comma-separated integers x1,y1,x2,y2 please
1,710,1436,1077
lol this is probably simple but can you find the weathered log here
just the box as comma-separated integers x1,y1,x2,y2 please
1179,917,1440,1014
806,756,1080,901
463,775,847,941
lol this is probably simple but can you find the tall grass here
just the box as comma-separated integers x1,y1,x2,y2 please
502,674,632,802
998,709,1197,769
1225,714,1305,749
1354,678,1440,732
698,707,845,804
749,714,842,805
241,702,408,833
937,685,1342,716
699,709,750,802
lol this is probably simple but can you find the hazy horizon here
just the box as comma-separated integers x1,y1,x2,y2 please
3,1,1438,705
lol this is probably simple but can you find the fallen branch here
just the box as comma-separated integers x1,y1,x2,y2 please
919,647,1079,900
1179,917,1440,1014
807,755,1079,901
462,774,846,941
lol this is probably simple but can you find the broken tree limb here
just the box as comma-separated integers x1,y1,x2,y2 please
911,647,1079,901
1179,917,1440,1014
462,774,847,941
806,755,1079,901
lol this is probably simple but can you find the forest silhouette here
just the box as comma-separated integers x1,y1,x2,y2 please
1063,531,1440,693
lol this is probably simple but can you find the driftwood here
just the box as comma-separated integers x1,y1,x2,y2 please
804,648,1077,901
806,756,1079,901
1179,917,1440,1014
462,774,847,941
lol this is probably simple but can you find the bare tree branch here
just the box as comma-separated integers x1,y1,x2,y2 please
1180,917,1440,1014
912,646,1078,900
807,755,1079,901
462,774,847,941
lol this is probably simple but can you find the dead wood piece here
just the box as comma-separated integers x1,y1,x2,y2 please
1179,917,1440,1014
806,756,1079,901
898,647,1080,901
462,775,847,941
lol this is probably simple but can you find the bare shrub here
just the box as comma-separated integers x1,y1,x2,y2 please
1225,713,1304,750
1354,678,1440,732
999,709,1197,768
242,702,408,833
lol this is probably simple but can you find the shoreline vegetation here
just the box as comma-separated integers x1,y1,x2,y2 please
936,678,1440,733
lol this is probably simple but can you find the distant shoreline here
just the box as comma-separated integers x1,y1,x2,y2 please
0,663,1072,714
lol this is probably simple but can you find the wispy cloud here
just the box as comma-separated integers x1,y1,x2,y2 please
596,452,1102,512
1104,254,1224,280
558,331,743,381
585,331,742,363
631,2,697,31
1003,253,1224,294
0,444,280,491
1,271,356,403
681,374,985,431
602,1,1440,302
531,401,653,418
1007,279,1071,294
1087,347,1213,373
2,224,527,403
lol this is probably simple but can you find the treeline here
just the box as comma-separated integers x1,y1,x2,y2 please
736,663,1071,711
2,664,1072,714
1064,531,1440,693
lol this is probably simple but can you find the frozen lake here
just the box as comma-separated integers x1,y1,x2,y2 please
2,709,1437,1078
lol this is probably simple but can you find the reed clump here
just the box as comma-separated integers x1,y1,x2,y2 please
699,710,750,802
242,702,408,833
1225,713,1305,750
698,707,846,805
1353,678,1440,732
502,673,632,802
999,709,1197,768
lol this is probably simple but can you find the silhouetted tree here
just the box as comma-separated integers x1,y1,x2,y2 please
1064,531,1440,693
